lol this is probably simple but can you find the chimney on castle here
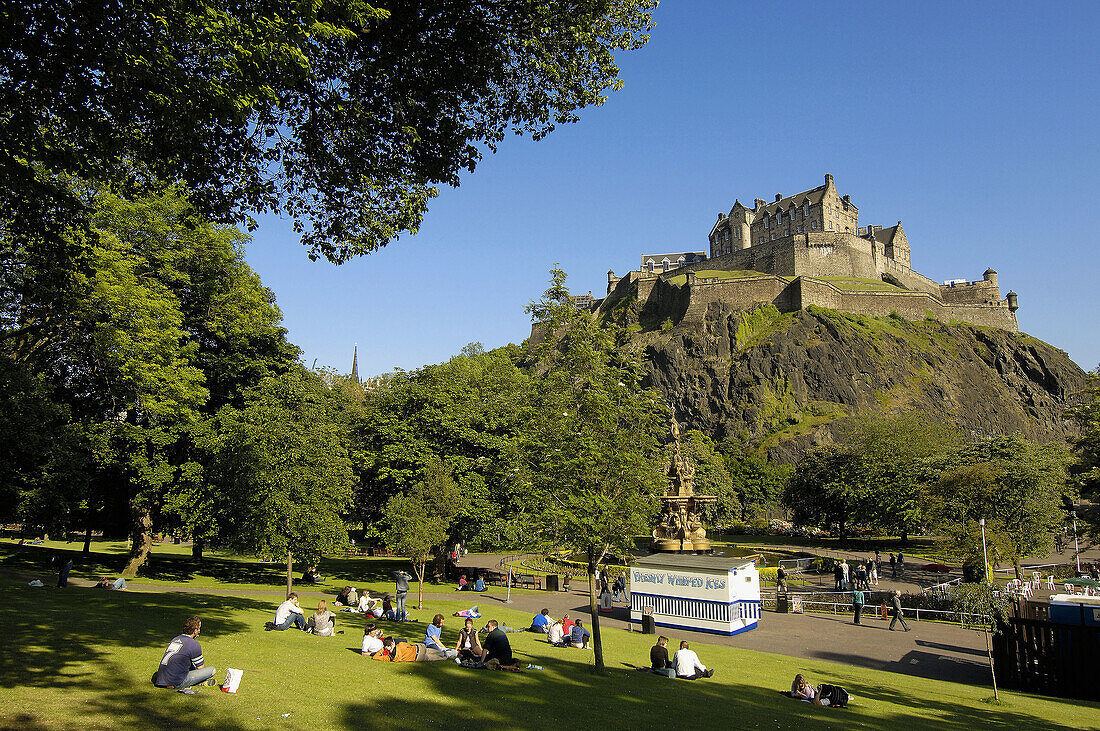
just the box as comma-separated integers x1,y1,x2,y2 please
775,193,783,202
825,173,834,187
754,198,766,211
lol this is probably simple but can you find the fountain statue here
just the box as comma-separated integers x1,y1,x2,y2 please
652,414,716,552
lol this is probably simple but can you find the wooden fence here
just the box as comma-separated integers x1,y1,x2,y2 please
992,616,1100,701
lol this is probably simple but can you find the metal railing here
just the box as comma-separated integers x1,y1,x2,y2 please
776,598,990,626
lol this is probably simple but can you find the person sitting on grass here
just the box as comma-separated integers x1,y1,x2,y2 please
649,636,674,677
356,594,383,617
569,618,591,648
425,614,459,658
473,575,486,592
153,617,216,695
672,641,713,679
307,599,336,636
789,674,852,707
334,586,358,608
480,620,520,670
271,593,307,631
547,618,566,647
530,608,553,633
361,623,384,656
455,617,483,663
560,614,574,638
372,637,448,662
381,594,395,620
456,574,468,591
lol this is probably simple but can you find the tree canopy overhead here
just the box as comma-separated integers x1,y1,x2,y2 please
3,0,657,263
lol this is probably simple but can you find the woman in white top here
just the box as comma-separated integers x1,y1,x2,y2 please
547,620,565,646
361,624,384,655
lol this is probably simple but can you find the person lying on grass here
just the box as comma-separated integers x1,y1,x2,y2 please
94,576,127,590
153,616,216,695
673,641,713,679
361,623,384,656
372,637,449,662
789,674,852,707
452,605,481,619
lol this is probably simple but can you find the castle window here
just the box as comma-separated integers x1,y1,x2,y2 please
763,217,768,229
811,221,817,230
804,203,810,217
777,211,783,224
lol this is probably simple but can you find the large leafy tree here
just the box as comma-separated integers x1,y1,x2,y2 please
2,0,657,269
1,185,296,572
840,411,966,543
1069,370,1100,539
353,343,532,548
519,266,667,672
933,435,1072,579
207,367,357,596
383,458,461,610
784,446,869,540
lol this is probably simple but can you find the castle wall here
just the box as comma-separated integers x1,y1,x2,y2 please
682,274,793,322
939,279,1002,305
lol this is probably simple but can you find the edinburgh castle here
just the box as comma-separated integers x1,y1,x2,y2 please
600,175,1019,332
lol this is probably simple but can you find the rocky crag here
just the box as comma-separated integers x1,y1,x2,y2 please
611,300,1086,462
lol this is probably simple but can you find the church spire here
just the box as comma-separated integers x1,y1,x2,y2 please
351,344,360,384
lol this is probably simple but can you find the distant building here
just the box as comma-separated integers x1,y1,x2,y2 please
641,252,707,275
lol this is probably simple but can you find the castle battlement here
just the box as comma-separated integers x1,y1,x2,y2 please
599,176,1019,332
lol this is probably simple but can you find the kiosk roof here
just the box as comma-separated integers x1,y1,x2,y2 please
634,553,756,572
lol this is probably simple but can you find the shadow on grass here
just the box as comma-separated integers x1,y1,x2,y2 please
0,543,421,593
0,586,268,729
336,652,1090,731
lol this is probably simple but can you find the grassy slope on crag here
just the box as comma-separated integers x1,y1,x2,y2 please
0,580,1095,730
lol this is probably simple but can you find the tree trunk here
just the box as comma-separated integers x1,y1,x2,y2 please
286,550,294,598
588,554,605,672
901,529,909,546
1013,557,1022,582
191,538,204,562
122,503,153,577
416,560,425,610
82,517,92,554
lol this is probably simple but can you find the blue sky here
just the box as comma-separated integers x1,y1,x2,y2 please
245,2,1100,377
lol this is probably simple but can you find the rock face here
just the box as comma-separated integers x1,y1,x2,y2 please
630,302,1086,462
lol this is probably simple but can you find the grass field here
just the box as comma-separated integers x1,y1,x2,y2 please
0,540,545,598
1,576,1097,730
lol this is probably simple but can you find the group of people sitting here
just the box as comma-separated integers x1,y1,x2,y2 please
529,608,592,648
454,573,486,592
334,586,403,620
361,615,521,670
647,636,714,679
265,593,341,635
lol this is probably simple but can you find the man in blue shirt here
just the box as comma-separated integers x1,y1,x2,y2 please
153,617,216,694
425,614,458,658
530,608,552,633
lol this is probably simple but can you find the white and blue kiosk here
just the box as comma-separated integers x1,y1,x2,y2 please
630,553,761,636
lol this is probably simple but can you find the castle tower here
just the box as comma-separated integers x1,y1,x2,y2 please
351,345,360,384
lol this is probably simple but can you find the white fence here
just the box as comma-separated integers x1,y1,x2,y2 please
778,557,815,573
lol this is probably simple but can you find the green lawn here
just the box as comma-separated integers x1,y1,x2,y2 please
0,540,546,598
1,579,1095,730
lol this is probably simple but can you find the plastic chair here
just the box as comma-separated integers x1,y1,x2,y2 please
1046,576,1055,591
1064,583,1073,593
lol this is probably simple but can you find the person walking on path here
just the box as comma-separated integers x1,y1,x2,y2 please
890,553,898,579
851,587,865,625
889,590,911,632
777,566,788,594
840,560,850,590
897,552,905,577
394,570,411,621
834,562,844,591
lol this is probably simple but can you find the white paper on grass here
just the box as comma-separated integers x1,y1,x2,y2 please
221,668,243,693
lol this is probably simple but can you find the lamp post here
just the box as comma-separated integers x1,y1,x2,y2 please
1071,511,1081,575
979,518,990,584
